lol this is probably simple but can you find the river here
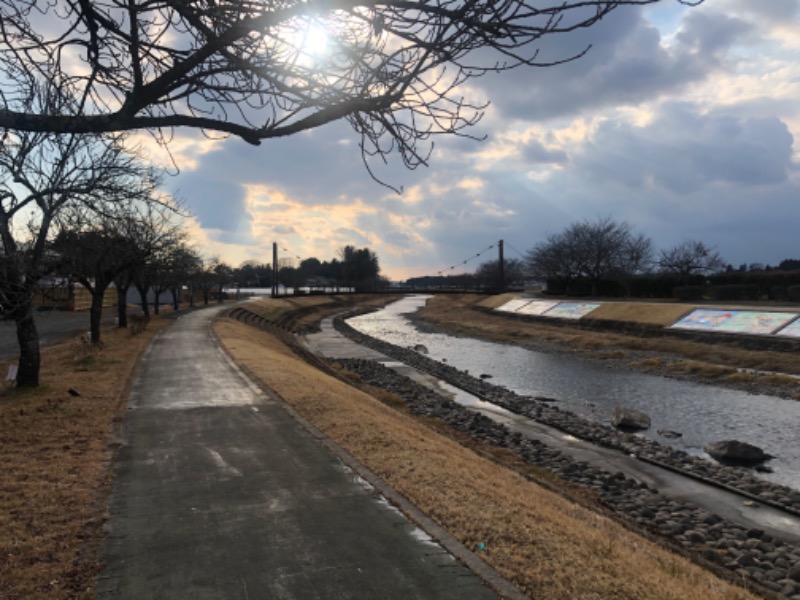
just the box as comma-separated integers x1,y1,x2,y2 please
347,295,800,491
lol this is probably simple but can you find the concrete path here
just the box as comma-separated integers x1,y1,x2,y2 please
98,305,501,599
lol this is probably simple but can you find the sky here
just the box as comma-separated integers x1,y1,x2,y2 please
150,0,800,282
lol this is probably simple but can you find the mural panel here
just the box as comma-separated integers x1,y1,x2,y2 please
671,310,798,335
776,318,800,338
496,298,534,313
516,301,560,316
544,302,600,320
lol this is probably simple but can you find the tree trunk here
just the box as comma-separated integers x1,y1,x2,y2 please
90,288,105,344
171,288,179,310
153,289,160,315
14,305,41,388
117,284,129,328
135,284,150,317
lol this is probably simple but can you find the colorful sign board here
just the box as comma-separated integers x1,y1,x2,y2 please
671,309,798,335
544,302,600,320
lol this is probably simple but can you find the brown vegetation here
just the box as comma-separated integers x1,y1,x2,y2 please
0,317,170,600
423,294,800,398
3,291,787,599
585,301,693,326
214,309,756,599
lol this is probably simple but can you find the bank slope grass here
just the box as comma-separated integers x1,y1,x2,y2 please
214,318,754,600
587,302,693,326
421,295,800,389
0,319,169,600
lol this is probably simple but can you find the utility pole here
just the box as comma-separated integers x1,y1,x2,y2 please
272,242,278,298
498,239,505,291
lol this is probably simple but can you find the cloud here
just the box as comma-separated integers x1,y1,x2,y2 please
521,139,569,165
157,2,800,281
726,0,799,24
573,103,795,193
675,10,754,57
473,6,720,123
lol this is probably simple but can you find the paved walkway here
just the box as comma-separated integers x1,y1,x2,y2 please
98,305,501,599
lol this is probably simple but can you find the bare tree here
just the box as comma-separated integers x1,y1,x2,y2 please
525,231,582,290
0,1,701,183
193,256,223,305
658,240,725,281
112,202,185,327
0,103,151,386
116,210,189,318
149,243,201,313
526,217,652,295
569,217,635,295
52,185,169,344
165,246,202,310
475,258,525,289
620,233,655,276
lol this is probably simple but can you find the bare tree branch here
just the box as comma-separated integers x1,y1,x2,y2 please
0,0,704,176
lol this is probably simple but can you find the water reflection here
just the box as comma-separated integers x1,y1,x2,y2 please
348,295,800,490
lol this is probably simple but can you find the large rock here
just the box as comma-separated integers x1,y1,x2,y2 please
611,406,651,431
705,440,774,465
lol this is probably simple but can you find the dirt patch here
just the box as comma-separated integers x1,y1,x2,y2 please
214,316,757,600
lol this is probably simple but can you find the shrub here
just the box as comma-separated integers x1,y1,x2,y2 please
708,284,760,301
673,286,705,301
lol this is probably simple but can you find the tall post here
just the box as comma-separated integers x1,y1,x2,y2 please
498,239,505,291
272,242,278,298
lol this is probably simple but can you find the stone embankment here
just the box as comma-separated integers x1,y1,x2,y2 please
333,315,800,598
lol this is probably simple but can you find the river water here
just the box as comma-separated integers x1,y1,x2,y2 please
347,295,800,491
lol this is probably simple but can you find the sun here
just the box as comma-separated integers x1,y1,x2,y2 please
300,24,330,59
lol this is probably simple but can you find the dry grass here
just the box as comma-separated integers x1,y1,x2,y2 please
0,317,170,600
475,292,520,310
670,360,736,379
245,294,399,330
417,295,800,388
242,297,309,320
588,302,694,326
214,317,756,600
0,292,782,600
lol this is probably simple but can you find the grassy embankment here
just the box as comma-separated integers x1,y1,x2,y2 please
421,293,800,399
0,293,771,599
0,315,170,600
214,295,757,600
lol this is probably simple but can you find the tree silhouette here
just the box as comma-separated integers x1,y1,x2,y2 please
0,1,701,182
0,97,154,386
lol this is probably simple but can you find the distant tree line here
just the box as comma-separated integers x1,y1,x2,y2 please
228,245,383,294
405,217,800,301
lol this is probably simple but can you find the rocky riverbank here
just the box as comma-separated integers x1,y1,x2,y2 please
333,314,800,598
